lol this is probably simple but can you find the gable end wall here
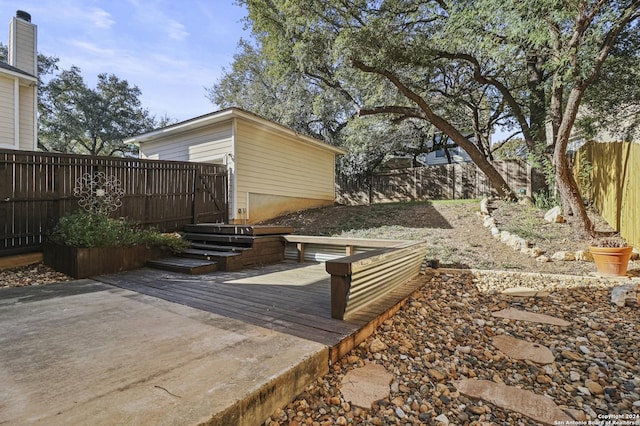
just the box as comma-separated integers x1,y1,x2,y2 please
137,122,233,162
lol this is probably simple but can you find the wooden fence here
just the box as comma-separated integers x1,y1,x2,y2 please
574,141,639,248
336,160,546,205
0,149,227,256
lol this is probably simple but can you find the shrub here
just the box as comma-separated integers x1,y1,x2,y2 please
49,211,189,252
532,189,560,210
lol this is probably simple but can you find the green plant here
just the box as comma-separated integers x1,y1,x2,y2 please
49,211,188,252
504,214,543,241
528,151,561,210
140,231,190,252
576,156,593,202
532,189,560,210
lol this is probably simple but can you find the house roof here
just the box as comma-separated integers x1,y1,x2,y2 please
124,107,346,155
0,61,37,83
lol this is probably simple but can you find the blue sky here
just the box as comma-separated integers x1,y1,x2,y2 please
0,0,250,122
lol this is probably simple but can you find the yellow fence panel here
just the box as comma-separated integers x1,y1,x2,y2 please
574,141,640,248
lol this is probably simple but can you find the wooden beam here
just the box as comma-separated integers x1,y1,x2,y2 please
296,242,305,263
0,252,42,271
283,235,405,247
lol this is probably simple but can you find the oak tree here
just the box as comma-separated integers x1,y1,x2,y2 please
240,0,640,233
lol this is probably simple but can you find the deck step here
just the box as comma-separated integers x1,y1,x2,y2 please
184,224,294,236
176,225,292,272
183,233,256,246
146,257,218,275
189,243,250,252
179,248,243,260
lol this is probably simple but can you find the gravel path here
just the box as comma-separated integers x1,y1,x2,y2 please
264,271,640,425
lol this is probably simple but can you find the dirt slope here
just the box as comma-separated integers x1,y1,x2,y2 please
263,199,639,277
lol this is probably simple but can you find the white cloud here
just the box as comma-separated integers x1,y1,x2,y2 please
166,19,189,41
67,40,117,57
87,8,114,29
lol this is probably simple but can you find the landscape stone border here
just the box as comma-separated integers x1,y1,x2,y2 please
478,197,594,264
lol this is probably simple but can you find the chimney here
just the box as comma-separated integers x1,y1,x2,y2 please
8,10,37,76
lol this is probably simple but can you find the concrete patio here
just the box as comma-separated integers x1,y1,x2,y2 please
0,261,425,425
0,278,327,425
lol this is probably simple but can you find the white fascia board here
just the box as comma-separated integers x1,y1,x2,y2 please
125,107,346,155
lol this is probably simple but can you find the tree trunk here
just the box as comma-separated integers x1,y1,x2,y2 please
553,90,593,235
527,55,548,148
431,116,516,200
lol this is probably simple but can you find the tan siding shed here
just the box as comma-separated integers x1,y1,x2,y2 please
127,108,345,224
138,122,232,162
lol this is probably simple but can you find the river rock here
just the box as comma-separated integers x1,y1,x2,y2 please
611,284,639,307
369,338,388,353
585,379,604,395
551,251,576,261
544,206,565,223
480,198,490,215
483,216,495,227
575,250,594,262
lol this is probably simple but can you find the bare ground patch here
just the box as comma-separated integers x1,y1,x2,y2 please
263,199,639,277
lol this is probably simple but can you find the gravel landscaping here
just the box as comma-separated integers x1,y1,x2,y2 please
260,200,640,425
0,262,71,289
263,271,640,425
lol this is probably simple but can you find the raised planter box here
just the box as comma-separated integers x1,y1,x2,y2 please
43,242,170,279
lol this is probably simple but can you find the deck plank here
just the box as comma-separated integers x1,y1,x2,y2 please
95,262,429,356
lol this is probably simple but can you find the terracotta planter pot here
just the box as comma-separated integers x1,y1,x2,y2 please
43,242,169,279
589,245,633,276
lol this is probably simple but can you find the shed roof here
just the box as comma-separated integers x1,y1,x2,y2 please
125,107,346,155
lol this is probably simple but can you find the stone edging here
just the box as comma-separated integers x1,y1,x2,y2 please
477,197,592,264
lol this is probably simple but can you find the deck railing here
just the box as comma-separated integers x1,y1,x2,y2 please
283,236,427,320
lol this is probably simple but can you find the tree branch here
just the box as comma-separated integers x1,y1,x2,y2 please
359,106,426,120
350,57,516,199
434,50,535,145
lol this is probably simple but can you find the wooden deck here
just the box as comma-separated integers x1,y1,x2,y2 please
95,261,429,363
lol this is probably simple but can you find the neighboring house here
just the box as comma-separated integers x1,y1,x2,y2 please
382,145,472,170
125,108,346,224
425,144,472,166
0,11,37,151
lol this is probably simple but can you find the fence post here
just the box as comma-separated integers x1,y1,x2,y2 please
192,165,201,224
